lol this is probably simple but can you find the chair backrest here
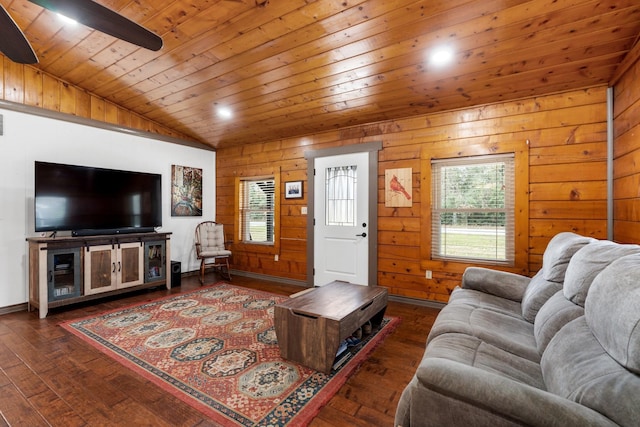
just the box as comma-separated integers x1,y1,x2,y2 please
195,221,225,252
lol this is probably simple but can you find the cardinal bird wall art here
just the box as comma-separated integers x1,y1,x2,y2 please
385,168,413,207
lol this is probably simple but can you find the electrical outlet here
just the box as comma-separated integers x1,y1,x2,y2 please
274,254,279,261
301,206,307,215
425,270,432,279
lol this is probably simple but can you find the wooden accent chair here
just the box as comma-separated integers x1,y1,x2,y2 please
195,221,232,283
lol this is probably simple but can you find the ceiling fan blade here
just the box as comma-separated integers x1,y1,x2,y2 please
0,5,38,64
29,0,163,51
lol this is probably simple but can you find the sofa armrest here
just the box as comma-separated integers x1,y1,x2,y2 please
460,267,531,302
414,358,618,427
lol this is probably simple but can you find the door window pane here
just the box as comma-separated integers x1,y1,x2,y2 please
325,165,357,226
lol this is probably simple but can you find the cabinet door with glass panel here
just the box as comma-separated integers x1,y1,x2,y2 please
145,240,166,282
47,248,82,301
84,242,144,295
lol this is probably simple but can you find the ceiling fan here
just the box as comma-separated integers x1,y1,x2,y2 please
0,0,163,64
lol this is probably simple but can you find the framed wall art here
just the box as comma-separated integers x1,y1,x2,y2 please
285,181,303,199
171,165,203,216
385,168,412,207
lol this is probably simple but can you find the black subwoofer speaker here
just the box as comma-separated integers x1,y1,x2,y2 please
171,261,181,287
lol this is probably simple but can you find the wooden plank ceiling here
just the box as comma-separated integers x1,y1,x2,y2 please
2,0,640,149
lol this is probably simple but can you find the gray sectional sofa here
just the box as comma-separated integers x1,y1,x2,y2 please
395,232,640,426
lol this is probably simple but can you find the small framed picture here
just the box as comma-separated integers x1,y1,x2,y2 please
285,181,303,199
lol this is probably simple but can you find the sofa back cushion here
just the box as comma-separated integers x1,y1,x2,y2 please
519,232,592,323
541,232,593,283
533,290,584,354
585,254,640,374
521,271,562,323
541,254,640,426
541,317,640,427
563,240,640,307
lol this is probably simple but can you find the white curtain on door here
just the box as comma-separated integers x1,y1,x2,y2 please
325,165,357,226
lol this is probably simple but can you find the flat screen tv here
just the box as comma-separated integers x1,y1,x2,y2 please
35,161,162,236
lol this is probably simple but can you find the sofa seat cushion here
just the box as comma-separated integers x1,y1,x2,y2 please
541,317,640,427
410,357,620,427
427,304,540,362
423,333,545,389
447,287,523,318
533,290,584,354
563,240,640,307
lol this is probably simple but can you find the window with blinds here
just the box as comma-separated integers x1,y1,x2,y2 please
239,178,275,244
431,153,515,264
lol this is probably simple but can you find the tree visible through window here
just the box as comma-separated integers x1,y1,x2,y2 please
431,154,515,264
239,178,275,244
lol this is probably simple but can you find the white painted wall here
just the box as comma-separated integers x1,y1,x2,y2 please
0,107,216,309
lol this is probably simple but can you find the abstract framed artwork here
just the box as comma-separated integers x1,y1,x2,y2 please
171,165,203,216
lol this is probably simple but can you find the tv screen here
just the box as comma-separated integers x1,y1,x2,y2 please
35,161,162,235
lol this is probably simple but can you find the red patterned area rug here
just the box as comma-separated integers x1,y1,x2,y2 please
60,283,399,426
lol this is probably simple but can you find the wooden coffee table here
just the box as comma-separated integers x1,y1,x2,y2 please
274,281,388,373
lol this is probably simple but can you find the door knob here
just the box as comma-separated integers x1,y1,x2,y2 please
356,232,367,237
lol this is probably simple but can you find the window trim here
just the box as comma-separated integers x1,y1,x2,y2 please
420,140,529,276
234,173,280,255
239,178,276,245
431,153,515,265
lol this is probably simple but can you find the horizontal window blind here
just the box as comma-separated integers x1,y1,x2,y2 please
432,153,515,264
239,178,275,244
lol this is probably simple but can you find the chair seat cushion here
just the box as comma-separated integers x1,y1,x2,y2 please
199,249,232,257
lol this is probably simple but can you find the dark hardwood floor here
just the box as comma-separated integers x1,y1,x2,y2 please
0,273,439,426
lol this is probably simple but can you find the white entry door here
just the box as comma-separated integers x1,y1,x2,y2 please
313,152,370,286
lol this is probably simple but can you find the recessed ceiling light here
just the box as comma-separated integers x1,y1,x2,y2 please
57,13,78,26
430,46,454,66
217,107,233,119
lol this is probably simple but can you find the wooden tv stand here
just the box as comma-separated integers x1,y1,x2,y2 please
27,232,171,318
274,281,388,373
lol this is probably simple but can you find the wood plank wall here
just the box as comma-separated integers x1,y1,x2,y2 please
0,55,195,142
0,51,613,303
613,57,640,242
217,86,609,303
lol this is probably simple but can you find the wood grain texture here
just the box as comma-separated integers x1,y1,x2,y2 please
275,282,388,373
0,0,636,303
613,52,640,243
0,0,638,148
0,274,439,426
218,86,609,302
0,55,196,142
